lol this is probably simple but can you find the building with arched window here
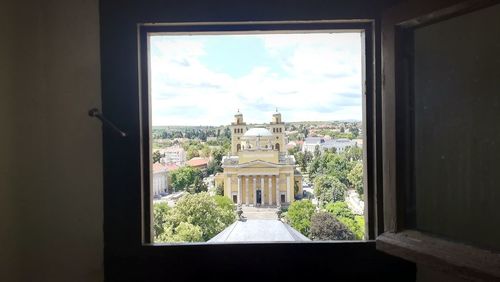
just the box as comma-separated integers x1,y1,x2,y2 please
215,111,302,207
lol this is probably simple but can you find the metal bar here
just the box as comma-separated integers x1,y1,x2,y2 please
88,108,127,137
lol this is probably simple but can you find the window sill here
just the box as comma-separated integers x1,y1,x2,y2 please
376,230,500,281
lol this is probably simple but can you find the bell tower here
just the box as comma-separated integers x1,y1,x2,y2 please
269,108,285,153
230,110,246,154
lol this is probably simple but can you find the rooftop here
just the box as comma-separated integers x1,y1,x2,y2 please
186,157,209,167
243,127,273,137
208,219,310,243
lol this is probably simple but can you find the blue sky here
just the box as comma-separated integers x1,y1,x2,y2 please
150,32,362,126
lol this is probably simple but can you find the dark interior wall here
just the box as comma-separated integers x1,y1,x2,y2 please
0,0,103,281
0,2,19,280
100,0,392,255
413,3,500,251
100,1,419,281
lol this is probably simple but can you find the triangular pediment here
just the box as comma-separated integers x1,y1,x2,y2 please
238,160,282,168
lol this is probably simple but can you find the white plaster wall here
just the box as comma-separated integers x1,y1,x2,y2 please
0,0,103,281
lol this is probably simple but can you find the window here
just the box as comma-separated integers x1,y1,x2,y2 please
141,22,376,245
100,2,423,276
377,2,500,280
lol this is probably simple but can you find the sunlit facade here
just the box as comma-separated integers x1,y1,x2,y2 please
215,111,302,206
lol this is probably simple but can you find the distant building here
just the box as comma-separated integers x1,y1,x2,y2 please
186,157,209,170
302,137,358,154
215,110,302,207
152,163,168,197
323,138,357,153
301,137,323,153
161,145,186,165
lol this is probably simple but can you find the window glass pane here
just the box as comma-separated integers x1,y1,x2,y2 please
149,32,366,243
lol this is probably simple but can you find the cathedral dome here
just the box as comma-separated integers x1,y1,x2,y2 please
243,128,272,137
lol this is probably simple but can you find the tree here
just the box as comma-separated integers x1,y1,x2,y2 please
294,181,300,197
314,175,347,206
324,153,352,185
187,176,207,194
157,222,203,242
167,192,235,241
325,201,365,240
215,183,224,196
153,202,170,238
284,200,315,237
314,145,322,158
310,212,355,240
343,146,363,161
325,201,354,220
348,162,364,196
200,145,211,158
152,150,164,163
170,166,199,191
186,147,200,160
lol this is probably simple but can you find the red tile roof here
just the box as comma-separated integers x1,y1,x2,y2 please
152,162,166,173
186,157,209,168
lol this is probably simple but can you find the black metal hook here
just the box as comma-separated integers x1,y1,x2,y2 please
88,108,127,137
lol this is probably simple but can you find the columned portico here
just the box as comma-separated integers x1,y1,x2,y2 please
227,174,231,201
268,176,272,205
215,112,303,209
237,176,241,205
253,177,257,206
261,177,265,206
276,177,280,207
287,175,291,202
245,176,249,205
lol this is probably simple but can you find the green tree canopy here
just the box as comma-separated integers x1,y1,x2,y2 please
314,175,347,206
152,150,164,163
170,166,200,191
325,201,354,220
186,147,200,160
325,201,365,240
284,200,316,237
153,202,170,238
215,183,224,196
166,192,235,241
310,211,355,240
187,176,208,194
347,162,364,196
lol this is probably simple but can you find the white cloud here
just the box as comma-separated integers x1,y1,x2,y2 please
150,33,362,126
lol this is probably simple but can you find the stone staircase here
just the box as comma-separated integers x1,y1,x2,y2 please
241,206,279,220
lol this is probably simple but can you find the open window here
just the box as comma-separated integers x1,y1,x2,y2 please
377,1,500,280
100,2,418,280
139,23,375,244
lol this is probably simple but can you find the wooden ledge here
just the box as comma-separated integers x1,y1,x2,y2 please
376,230,500,281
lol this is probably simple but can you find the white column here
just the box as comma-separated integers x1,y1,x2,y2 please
227,174,231,199
237,176,241,205
253,176,257,206
268,176,272,205
261,177,265,206
245,176,249,206
287,175,291,203
276,176,280,207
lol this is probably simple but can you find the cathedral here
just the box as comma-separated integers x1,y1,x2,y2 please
215,111,302,207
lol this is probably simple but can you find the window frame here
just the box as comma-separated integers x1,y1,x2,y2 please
138,21,379,244
377,1,500,280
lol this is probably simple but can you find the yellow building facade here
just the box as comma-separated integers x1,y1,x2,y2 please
215,111,302,207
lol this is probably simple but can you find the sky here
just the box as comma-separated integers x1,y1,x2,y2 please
150,32,362,126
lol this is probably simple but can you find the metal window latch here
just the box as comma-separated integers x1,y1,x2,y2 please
88,108,127,137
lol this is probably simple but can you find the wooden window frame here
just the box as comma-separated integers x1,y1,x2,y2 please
138,20,381,244
100,8,418,277
377,1,500,280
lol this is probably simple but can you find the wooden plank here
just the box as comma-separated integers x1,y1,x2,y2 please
377,231,500,281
